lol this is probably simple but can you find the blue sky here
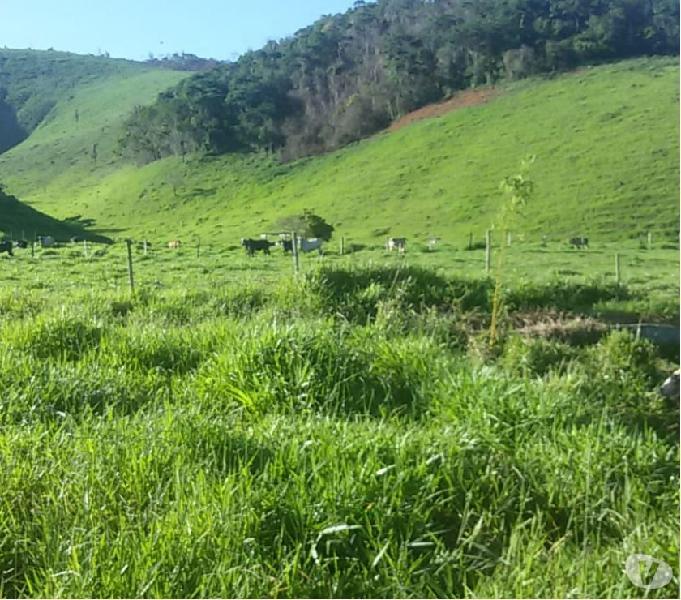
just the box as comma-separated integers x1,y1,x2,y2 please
0,1,361,61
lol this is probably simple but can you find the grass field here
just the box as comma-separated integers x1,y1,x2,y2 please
0,51,678,598
0,57,678,245
0,239,678,597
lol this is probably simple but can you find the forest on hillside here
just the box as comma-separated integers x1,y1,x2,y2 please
118,0,679,164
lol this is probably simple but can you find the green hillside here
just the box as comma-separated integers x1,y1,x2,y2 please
0,57,678,243
0,49,178,153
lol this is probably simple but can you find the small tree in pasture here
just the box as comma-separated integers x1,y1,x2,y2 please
489,155,536,346
276,210,334,241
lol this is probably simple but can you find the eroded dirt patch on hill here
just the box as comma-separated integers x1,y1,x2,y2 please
387,86,499,132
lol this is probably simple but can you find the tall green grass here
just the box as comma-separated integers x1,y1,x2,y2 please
0,259,677,597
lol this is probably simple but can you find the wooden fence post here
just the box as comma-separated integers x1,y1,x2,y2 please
647,231,652,250
615,253,621,285
196,238,200,259
340,236,345,256
485,230,492,275
31,241,35,258
126,239,135,295
143,239,148,256
468,232,473,251
292,232,300,275
507,231,512,247
83,239,88,257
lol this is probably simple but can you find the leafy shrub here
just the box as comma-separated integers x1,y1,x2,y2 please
591,330,659,385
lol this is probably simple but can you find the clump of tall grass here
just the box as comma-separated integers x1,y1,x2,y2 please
504,278,629,312
0,353,172,422
301,263,492,322
100,325,213,374
2,314,103,361
195,318,447,417
501,335,579,377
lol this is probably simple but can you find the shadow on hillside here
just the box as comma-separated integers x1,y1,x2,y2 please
0,100,27,153
0,189,112,243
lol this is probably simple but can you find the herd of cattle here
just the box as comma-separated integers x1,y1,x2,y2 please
240,237,325,256
0,234,598,258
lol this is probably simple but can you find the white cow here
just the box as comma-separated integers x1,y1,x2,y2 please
660,369,680,404
298,238,324,254
386,237,406,253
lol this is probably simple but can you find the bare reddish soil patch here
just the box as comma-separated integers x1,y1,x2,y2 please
387,86,499,132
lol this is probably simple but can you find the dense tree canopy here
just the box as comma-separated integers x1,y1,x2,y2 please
275,211,335,241
119,0,679,163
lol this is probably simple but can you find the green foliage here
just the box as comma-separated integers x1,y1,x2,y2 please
504,279,629,311
502,335,579,377
117,0,680,163
591,329,660,385
275,210,334,240
499,154,536,213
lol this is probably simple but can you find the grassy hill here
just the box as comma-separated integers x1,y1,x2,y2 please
0,56,678,244
0,49,183,153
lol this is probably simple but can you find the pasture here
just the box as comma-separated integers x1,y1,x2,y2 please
0,238,678,597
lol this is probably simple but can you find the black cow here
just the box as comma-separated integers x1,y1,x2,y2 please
279,239,293,253
13,240,29,249
0,241,13,256
569,236,589,249
241,238,275,256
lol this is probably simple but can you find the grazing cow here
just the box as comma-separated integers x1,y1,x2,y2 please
70,236,83,243
426,237,440,252
279,239,294,253
298,238,324,254
241,238,275,256
386,237,407,253
168,240,182,249
37,235,55,247
660,369,680,404
569,236,589,249
0,241,13,256
13,240,29,249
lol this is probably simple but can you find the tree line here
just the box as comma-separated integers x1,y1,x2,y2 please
118,0,679,164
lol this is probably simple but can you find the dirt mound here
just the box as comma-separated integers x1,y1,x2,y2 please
388,87,498,132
